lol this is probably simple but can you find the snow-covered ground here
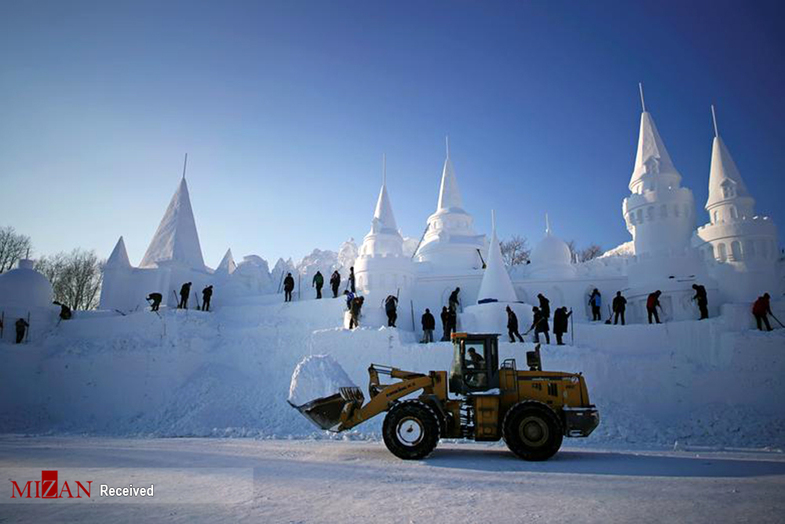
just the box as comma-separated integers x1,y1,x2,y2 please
1,437,784,523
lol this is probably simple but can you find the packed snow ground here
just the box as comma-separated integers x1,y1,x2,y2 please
1,436,784,523
1,295,784,450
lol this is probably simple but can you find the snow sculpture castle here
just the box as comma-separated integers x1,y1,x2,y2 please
100,88,781,326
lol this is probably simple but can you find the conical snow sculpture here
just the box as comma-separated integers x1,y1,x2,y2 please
140,177,206,270
477,211,517,303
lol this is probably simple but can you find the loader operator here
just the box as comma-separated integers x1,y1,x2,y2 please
466,347,487,388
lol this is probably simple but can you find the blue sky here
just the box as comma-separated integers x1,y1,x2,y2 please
1,0,783,265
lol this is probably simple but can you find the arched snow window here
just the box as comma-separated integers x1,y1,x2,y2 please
647,206,654,220
717,243,727,262
636,209,643,223
705,245,714,260
730,206,738,220
745,240,755,258
730,241,742,261
713,210,719,223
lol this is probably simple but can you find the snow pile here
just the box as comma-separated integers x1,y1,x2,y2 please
288,355,357,406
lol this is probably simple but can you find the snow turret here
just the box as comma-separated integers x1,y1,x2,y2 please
140,177,206,270
693,106,779,302
415,138,486,270
355,156,414,311
476,212,518,303
359,155,404,258
105,236,131,269
216,249,237,276
0,259,54,309
622,85,696,256
705,107,754,223
529,215,576,280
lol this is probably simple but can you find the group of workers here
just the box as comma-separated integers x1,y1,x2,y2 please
506,294,572,346
145,282,213,313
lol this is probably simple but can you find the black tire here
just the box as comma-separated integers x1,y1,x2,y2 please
382,400,441,460
502,401,563,461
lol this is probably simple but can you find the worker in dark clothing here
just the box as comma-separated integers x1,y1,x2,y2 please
588,289,602,321
15,318,29,344
54,301,72,321
348,267,356,294
344,290,355,310
537,294,551,319
752,293,773,331
692,284,709,320
421,308,435,343
201,285,213,311
646,290,663,324
529,306,550,344
313,271,324,299
179,282,192,309
448,306,458,338
449,287,461,312
385,295,398,327
440,306,450,341
612,291,627,325
146,292,162,312
506,306,524,343
349,296,364,329
283,273,295,302
553,307,572,346
330,271,341,298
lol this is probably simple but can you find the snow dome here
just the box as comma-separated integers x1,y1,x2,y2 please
0,259,54,309
528,217,576,280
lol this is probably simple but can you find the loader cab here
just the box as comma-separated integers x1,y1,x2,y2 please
448,333,500,395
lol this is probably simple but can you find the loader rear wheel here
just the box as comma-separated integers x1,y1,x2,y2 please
503,401,563,461
383,400,440,460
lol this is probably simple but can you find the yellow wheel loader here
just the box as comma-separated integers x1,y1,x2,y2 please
290,333,599,461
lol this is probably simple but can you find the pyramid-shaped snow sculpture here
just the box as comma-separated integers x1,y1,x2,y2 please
215,248,237,275
140,178,206,270
476,213,517,303
105,236,131,268
629,111,681,190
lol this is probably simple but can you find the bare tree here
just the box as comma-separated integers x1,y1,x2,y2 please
566,240,578,263
36,249,105,310
500,235,531,267
578,244,604,262
0,226,33,273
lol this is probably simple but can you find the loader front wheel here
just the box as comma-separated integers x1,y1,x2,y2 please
383,400,440,460
503,401,563,461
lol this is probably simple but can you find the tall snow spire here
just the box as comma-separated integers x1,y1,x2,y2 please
545,213,551,236
140,174,206,270
705,105,753,213
436,136,463,212
216,248,237,275
477,210,518,303
629,87,681,191
371,154,398,233
182,153,188,180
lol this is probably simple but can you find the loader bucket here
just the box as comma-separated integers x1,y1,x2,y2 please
288,387,365,432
